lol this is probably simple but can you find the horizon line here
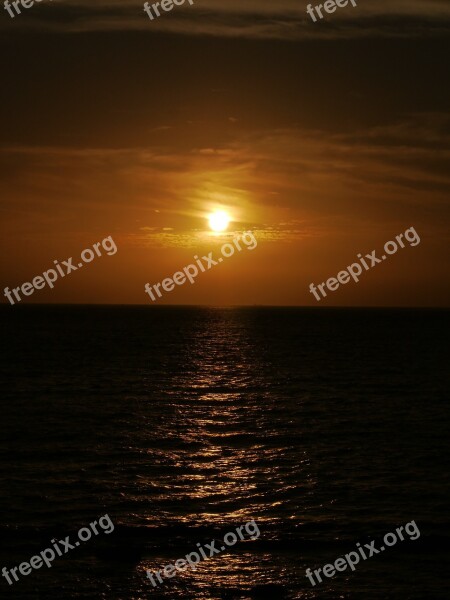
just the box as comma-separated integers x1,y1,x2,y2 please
1,303,448,309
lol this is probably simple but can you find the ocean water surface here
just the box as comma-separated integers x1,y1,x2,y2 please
0,306,449,599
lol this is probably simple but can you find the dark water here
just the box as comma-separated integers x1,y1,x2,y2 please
0,306,449,599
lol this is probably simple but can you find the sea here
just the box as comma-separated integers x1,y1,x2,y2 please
0,306,449,599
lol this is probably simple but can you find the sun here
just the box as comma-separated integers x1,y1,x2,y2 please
208,210,230,232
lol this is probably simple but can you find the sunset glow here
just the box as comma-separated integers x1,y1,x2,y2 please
208,211,231,232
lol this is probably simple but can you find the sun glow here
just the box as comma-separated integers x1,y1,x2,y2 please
208,210,231,232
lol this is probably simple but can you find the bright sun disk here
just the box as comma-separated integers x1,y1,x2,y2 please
208,211,230,232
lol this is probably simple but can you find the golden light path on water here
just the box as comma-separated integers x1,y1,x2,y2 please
133,311,314,599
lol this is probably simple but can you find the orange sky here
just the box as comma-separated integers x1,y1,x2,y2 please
0,1,449,306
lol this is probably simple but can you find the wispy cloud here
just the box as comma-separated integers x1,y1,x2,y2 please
2,0,450,38
1,113,448,247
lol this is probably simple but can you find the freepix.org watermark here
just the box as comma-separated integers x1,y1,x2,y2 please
305,520,421,587
3,236,118,305
309,226,421,301
144,231,257,302
143,0,194,21
307,0,357,22
2,514,115,586
3,0,51,18
146,520,260,588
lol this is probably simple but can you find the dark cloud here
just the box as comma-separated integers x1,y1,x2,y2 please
1,0,449,38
